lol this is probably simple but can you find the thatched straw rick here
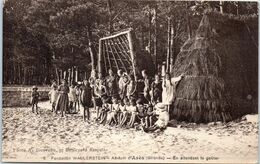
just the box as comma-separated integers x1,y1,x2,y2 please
171,11,258,123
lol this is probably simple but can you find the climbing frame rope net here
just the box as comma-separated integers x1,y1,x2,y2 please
98,29,137,78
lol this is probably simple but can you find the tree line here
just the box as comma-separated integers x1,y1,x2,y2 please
3,0,258,85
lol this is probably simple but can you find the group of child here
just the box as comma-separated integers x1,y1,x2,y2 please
96,97,154,128
31,68,184,132
93,95,171,132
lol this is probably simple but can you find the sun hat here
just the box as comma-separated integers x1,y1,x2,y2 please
154,103,167,112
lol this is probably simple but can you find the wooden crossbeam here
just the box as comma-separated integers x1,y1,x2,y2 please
100,28,132,40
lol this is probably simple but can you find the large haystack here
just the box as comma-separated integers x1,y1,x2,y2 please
171,11,258,123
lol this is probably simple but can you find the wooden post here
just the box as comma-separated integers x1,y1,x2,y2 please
55,68,60,85
68,68,71,85
170,23,174,73
75,66,78,82
161,62,166,78
107,0,113,34
186,2,192,39
98,39,102,77
127,30,137,81
219,1,224,14
235,2,239,15
148,8,152,55
153,7,157,71
89,42,96,71
63,70,67,80
71,66,74,84
166,17,171,73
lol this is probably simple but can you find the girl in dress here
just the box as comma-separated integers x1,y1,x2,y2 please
55,79,70,117
68,82,77,113
48,85,59,112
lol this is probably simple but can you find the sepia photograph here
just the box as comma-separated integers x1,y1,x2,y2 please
1,0,258,163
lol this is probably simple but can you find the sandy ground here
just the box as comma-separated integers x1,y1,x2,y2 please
1,101,258,163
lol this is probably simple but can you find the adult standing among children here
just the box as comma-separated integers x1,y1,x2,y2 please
80,80,92,122
162,73,184,112
106,69,118,98
55,79,70,117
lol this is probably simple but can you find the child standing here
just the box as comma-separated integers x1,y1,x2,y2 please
80,80,92,122
94,79,107,120
48,85,59,112
150,74,162,103
75,84,81,113
31,86,40,114
68,82,77,113
55,79,70,117
126,74,137,100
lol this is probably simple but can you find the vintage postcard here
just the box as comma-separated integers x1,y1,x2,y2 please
2,0,258,163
